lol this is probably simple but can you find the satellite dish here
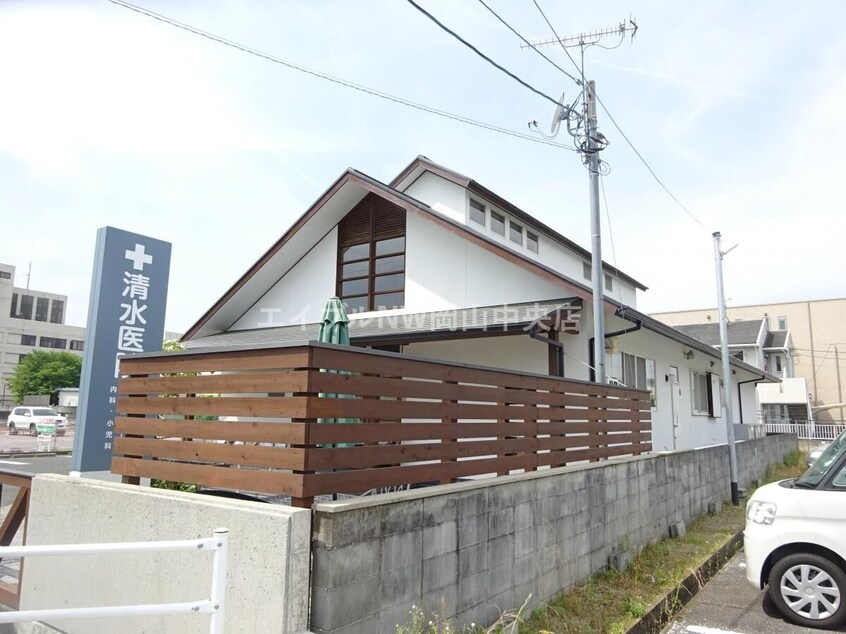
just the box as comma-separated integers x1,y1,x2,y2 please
550,92,569,136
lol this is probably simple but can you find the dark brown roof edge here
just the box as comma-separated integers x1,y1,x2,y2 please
182,169,358,341
390,156,648,291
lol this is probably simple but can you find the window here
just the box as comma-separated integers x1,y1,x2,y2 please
776,355,782,372
70,340,85,351
691,371,721,417
35,297,49,322
490,211,505,236
469,199,486,226
50,299,64,324
21,335,36,346
605,274,613,291
777,316,787,330
0,271,10,279
509,221,523,245
526,231,539,254
10,293,33,320
583,262,591,280
609,352,656,407
39,336,67,349
337,193,406,313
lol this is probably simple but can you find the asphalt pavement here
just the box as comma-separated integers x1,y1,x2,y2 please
0,455,72,506
664,551,846,634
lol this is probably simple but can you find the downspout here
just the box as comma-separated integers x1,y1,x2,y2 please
529,329,564,377
736,376,763,425
589,308,642,382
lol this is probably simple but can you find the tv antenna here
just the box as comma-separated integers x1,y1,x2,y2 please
525,18,638,384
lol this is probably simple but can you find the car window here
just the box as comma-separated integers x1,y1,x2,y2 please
831,463,846,489
797,430,846,487
32,408,57,416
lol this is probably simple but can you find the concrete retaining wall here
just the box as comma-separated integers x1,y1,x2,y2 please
20,475,311,634
310,435,797,633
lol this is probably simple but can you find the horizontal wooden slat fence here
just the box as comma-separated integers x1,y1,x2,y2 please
112,343,652,507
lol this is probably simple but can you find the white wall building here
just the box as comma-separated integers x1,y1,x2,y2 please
181,156,777,451
0,263,86,408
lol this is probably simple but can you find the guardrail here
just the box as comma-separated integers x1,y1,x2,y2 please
0,528,228,633
764,422,846,441
111,342,653,507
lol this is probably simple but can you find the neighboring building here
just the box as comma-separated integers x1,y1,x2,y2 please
652,298,846,422
0,263,86,409
672,319,811,426
181,156,777,452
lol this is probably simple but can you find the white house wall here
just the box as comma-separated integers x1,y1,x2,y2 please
405,334,549,375
402,172,639,307
404,213,567,311
231,228,338,330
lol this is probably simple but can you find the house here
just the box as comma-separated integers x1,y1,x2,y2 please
672,318,812,427
652,298,846,422
181,156,778,452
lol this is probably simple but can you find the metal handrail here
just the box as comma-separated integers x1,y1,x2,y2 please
0,528,228,633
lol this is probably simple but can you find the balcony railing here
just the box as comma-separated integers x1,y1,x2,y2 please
112,342,652,507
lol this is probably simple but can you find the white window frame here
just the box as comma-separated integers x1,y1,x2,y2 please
469,199,486,227
490,210,505,237
609,352,656,408
691,370,721,417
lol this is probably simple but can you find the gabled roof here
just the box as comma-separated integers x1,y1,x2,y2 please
184,298,581,348
391,155,648,291
673,320,764,346
183,166,617,341
765,330,789,349
617,308,779,382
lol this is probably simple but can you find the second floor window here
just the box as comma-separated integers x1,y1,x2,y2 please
337,193,406,313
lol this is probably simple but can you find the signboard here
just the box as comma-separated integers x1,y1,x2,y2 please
71,227,171,472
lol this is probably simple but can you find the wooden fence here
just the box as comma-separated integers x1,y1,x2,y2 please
112,343,652,507
0,469,33,609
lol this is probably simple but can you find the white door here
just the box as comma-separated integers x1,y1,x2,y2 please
669,366,680,450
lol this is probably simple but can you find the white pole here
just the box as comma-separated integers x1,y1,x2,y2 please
587,80,606,383
209,528,229,634
713,231,740,505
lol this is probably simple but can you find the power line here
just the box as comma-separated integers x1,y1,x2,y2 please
475,0,580,86
404,0,563,108
106,0,575,151
599,173,625,305
530,0,711,232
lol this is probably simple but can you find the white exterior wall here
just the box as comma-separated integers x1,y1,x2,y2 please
406,333,549,376
758,377,810,405
404,171,466,224
22,474,311,634
404,213,567,312
403,173,639,307
232,228,338,330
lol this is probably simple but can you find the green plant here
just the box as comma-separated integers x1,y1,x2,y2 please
783,449,803,468
151,479,197,493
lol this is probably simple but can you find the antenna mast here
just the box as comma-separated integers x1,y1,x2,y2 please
527,18,637,384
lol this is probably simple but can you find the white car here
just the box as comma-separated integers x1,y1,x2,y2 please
745,430,846,629
7,406,68,436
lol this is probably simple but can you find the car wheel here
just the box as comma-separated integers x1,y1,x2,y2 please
768,552,846,629
8,423,14,435
29,423,36,436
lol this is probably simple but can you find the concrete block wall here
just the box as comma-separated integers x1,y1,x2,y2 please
21,475,312,634
310,435,798,633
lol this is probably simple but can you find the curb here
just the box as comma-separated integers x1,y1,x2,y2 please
626,530,744,634
0,452,72,459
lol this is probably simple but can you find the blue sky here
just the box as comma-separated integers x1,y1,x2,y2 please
2,0,844,333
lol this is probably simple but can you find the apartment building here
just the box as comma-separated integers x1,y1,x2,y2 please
0,263,85,408
652,297,846,422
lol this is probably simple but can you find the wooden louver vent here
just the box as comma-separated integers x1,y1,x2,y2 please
338,194,405,247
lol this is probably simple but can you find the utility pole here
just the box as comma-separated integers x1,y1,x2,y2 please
586,81,605,383
836,346,843,423
526,19,637,383
713,231,740,506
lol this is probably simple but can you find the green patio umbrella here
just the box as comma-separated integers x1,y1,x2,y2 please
317,297,357,448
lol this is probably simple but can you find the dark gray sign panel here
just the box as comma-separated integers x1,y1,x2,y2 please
71,227,171,472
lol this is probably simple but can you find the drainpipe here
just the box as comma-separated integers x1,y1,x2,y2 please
589,310,642,382
735,376,763,425
529,329,564,377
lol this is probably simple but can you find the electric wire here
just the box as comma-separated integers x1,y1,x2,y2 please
475,0,580,86
106,0,575,150
599,173,625,307
404,0,563,108
530,0,712,232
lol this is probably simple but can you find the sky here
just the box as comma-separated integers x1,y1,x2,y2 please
1,0,845,334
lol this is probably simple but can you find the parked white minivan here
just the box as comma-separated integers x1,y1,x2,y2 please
745,430,846,629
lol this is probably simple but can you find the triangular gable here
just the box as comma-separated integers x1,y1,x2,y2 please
183,167,615,341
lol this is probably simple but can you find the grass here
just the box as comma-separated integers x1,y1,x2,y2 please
517,450,807,634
